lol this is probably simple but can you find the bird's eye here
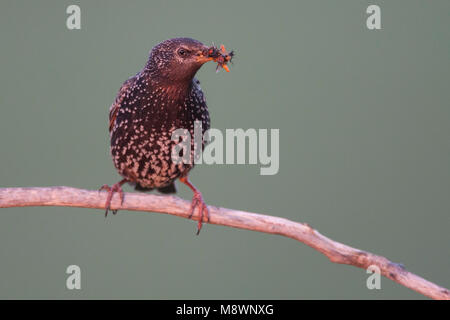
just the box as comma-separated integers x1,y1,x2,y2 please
177,48,189,57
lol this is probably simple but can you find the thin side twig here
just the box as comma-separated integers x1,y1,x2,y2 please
0,186,449,300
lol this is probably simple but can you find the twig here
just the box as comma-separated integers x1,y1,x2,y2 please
0,186,448,300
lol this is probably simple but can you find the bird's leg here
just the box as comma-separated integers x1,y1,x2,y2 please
179,176,209,235
99,178,127,217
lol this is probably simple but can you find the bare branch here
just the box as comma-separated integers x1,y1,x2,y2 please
0,186,448,300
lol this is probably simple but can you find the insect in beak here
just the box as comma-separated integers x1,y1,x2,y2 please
201,44,235,72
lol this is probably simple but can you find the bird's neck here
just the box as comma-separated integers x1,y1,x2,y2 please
142,68,194,100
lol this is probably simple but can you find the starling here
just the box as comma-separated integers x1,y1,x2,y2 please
100,37,233,234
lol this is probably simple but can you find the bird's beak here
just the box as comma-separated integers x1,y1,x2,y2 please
196,47,214,64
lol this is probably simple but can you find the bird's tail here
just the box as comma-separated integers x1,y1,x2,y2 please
134,182,177,194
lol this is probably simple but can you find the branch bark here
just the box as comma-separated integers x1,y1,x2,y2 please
0,186,448,300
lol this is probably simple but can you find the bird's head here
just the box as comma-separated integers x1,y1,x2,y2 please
146,38,214,84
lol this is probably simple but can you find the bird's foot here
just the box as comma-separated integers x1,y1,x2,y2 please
180,176,209,235
98,179,127,217
188,191,210,235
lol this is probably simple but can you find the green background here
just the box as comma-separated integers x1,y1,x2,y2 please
0,0,449,299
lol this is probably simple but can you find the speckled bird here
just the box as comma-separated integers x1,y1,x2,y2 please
100,37,233,234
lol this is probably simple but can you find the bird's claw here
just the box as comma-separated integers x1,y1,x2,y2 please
188,192,209,235
99,180,126,217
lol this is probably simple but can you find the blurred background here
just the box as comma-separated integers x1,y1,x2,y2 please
0,0,449,299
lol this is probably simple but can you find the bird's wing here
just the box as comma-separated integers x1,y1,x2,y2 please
109,77,136,133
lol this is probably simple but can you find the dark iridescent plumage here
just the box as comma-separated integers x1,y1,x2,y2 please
103,38,215,233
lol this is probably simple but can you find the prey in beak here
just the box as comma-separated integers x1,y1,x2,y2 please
197,44,235,72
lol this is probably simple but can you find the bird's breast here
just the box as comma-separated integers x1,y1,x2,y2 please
109,78,210,187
